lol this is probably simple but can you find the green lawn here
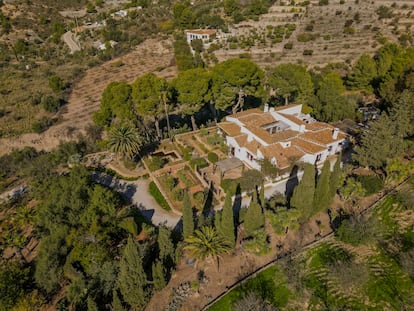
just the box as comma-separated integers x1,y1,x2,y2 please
208,265,291,310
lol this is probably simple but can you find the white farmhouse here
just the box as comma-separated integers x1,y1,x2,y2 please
218,104,347,172
185,29,217,44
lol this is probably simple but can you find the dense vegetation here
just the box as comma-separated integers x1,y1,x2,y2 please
209,177,414,310
1,163,181,309
1,1,414,310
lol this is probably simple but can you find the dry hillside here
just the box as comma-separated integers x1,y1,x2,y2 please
215,0,414,67
0,38,176,155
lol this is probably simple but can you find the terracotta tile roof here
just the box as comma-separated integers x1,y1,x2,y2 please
185,29,217,35
274,103,302,111
228,108,263,119
239,113,276,127
291,138,326,154
234,134,248,147
270,129,299,142
244,139,261,155
219,122,241,136
245,125,299,144
305,121,332,131
260,144,304,169
279,113,307,126
301,128,347,145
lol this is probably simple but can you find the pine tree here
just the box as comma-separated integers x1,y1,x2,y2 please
244,191,265,237
118,238,146,309
152,261,166,291
313,161,331,215
182,191,194,239
329,155,342,199
290,164,316,220
157,226,175,267
220,192,235,247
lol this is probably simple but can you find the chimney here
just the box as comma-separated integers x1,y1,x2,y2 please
264,103,269,112
332,128,339,139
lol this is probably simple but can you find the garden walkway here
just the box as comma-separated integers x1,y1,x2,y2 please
92,172,181,229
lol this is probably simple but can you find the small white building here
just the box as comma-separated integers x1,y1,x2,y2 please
185,29,217,44
218,104,347,172
110,10,128,18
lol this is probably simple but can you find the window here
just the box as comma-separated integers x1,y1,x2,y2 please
246,152,254,161
328,145,333,152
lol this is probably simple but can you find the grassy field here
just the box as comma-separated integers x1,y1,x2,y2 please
208,265,291,310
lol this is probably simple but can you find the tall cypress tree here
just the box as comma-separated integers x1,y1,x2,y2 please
182,191,194,239
313,161,331,214
87,297,99,311
244,191,265,237
118,238,146,309
290,164,316,220
329,155,342,199
111,289,125,311
260,183,265,208
157,226,175,268
220,192,236,247
152,260,166,291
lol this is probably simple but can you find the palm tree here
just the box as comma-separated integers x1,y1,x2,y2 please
107,125,142,159
184,226,232,271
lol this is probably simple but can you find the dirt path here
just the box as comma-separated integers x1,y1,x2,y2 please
62,31,81,54
0,38,176,156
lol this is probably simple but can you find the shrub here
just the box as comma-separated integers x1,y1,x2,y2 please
266,209,300,235
189,157,208,169
149,181,171,210
172,188,184,201
177,169,194,187
243,229,271,255
303,49,313,56
207,152,219,164
41,95,62,113
164,175,176,190
343,26,355,34
319,0,329,5
32,117,56,133
297,33,318,42
284,42,293,49
239,170,264,191
221,179,239,195
148,156,166,171
335,216,375,245
206,133,224,146
356,175,384,195
193,191,205,207
48,75,67,93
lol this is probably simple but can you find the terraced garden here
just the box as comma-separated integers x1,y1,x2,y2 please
214,0,414,67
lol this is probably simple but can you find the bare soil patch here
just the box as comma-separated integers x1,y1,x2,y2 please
0,38,176,155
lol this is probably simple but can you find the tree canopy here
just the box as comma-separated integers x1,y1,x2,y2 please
212,58,264,113
132,73,168,139
268,63,313,104
174,67,212,130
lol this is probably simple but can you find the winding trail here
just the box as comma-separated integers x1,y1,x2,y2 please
62,31,81,54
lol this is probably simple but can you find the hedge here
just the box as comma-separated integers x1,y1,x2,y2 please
149,181,171,211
